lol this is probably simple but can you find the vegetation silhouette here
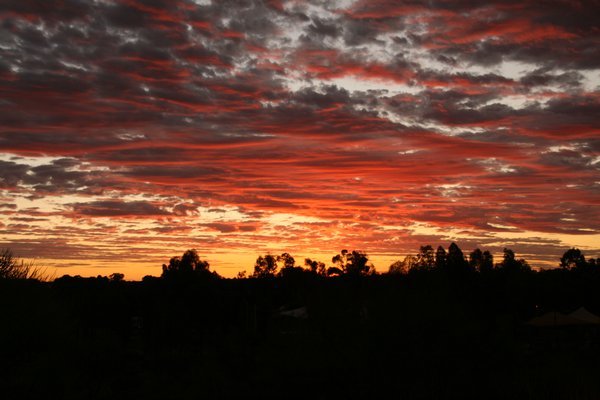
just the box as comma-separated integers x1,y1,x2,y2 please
1,243,600,399
251,253,278,278
304,257,327,276
0,248,51,280
330,249,375,277
161,249,219,281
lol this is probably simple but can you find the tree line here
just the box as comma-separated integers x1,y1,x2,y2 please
0,243,597,282
154,243,599,282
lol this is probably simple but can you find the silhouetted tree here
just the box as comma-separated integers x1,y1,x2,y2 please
560,248,586,269
252,254,278,278
389,255,416,274
162,249,211,279
435,246,447,270
277,253,308,279
499,248,516,270
446,242,469,272
305,258,326,276
416,245,435,269
331,249,374,277
109,273,124,282
388,260,403,274
236,270,247,279
481,250,494,273
468,248,495,273
142,274,159,283
276,252,297,277
182,249,210,272
278,252,295,269
469,248,483,271
498,248,530,272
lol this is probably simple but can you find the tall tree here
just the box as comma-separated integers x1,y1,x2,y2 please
305,258,326,276
181,249,210,272
277,253,308,279
161,249,211,279
252,254,278,278
499,248,517,271
278,252,296,269
481,250,494,273
498,248,530,272
447,242,468,272
331,249,374,277
416,245,435,269
388,255,417,274
559,248,586,269
435,246,447,270
469,248,483,271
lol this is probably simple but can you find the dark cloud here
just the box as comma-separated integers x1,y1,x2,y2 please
520,69,583,89
203,222,238,233
0,158,117,196
343,19,386,46
1,0,91,23
172,203,198,216
69,200,170,217
307,17,341,38
122,165,227,181
0,0,598,276
539,148,599,170
291,85,352,108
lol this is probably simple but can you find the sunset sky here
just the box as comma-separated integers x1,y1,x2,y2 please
1,0,598,279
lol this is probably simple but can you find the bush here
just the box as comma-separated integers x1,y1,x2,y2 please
0,248,50,280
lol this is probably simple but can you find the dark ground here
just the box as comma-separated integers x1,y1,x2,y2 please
2,268,600,399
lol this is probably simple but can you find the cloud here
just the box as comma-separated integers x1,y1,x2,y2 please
68,200,171,217
0,0,598,277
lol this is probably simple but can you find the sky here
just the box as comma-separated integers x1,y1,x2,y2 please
0,0,599,279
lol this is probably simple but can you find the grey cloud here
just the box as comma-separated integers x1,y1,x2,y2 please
343,19,388,46
520,69,583,89
122,165,227,180
0,161,30,188
104,3,152,28
69,200,170,216
307,17,341,37
1,0,91,23
1,0,598,268
172,203,199,216
424,102,517,126
203,222,238,233
291,85,351,108
539,149,600,170
0,158,113,195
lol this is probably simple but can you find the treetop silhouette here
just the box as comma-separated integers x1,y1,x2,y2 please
330,249,375,277
161,249,215,279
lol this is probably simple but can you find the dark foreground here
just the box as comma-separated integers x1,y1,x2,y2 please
2,269,600,399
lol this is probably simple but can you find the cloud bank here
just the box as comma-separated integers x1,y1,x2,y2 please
0,0,598,277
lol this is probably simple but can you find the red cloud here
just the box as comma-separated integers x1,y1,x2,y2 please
0,0,597,277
